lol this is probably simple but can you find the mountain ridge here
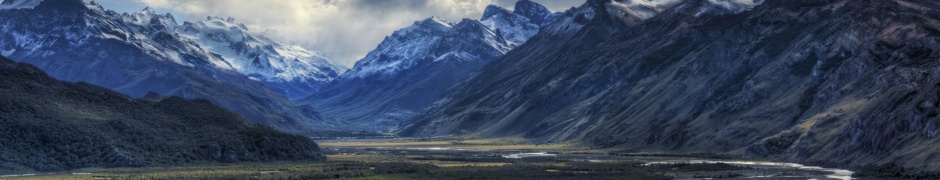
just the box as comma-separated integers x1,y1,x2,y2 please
401,0,940,170
0,55,324,172
0,0,341,133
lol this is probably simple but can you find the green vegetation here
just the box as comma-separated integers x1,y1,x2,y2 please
606,151,739,160
853,164,940,179
0,56,324,172
308,130,395,140
3,135,841,179
6,161,757,179
318,137,578,150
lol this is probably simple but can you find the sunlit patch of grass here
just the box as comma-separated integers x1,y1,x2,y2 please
798,98,869,132
319,138,583,150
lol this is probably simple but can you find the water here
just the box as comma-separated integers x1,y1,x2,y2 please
645,160,853,180
502,152,558,159
329,145,855,179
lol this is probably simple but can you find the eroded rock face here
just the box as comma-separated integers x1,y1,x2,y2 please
401,0,940,170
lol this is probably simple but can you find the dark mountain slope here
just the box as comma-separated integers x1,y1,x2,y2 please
402,0,940,170
0,55,324,172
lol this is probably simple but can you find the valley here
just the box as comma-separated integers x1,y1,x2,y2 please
2,138,853,179
2,0,940,178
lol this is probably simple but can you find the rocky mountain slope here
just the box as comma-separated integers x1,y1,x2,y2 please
301,1,557,131
0,55,324,172
0,0,342,132
401,0,940,171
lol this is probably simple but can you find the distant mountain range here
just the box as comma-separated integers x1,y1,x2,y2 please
401,0,940,171
0,0,345,133
300,0,559,131
0,55,323,172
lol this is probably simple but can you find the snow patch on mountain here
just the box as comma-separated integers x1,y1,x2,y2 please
481,7,541,46
122,7,177,30
178,16,345,84
0,0,42,10
605,0,682,25
434,52,479,62
1,49,14,56
605,0,764,25
701,0,764,15
481,0,561,47
346,17,454,78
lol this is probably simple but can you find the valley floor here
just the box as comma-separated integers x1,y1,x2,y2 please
2,138,852,180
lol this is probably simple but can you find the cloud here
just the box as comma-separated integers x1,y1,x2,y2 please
133,0,584,66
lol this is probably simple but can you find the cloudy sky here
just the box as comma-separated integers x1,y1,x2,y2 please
88,0,585,67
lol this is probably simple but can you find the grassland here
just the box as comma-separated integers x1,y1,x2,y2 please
4,159,753,180
317,137,582,150
2,138,841,179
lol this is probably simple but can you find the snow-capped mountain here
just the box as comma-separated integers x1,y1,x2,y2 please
2,0,345,99
481,0,562,46
0,0,338,132
342,16,515,79
302,1,560,131
343,17,457,79
118,7,346,98
178,16,346,98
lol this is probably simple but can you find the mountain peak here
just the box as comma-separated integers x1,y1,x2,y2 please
410,16,454,33
480,0,559,46
418,16,452,27
481,5,511,20
125,7,177,29
453,18,491,33
456,18,480,25
513,0,551,24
